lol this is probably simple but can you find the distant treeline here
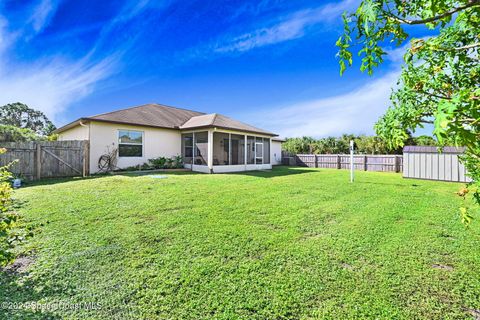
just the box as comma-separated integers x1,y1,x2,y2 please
282,134,436,155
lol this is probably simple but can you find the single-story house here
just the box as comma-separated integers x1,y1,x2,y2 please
54,103,284,173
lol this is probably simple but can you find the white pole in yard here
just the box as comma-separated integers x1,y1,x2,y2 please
350,140,354,183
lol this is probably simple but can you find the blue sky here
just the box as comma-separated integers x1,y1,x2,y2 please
0,0,428,137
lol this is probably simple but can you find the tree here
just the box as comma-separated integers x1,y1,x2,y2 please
354,135,390,154
0,102,56,135
0,125,42,142
337,0,480,223
282,134,419,154
412,135,437,146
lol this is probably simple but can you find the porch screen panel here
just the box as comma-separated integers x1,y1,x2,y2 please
213,132,229,165
231,134,245,165
255,137,263,164
263,138,270,164
247,136,255,164
194,131,208,165
182,133,193,164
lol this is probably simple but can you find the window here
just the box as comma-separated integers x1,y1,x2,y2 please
182,133,193,164
118,130,143,157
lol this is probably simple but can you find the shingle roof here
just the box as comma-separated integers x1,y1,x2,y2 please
54,104,277,136
180,113,276,136
87,103,204,129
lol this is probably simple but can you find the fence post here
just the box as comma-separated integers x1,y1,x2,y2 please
364,156,368,171
394,155,400,173
36,143,42,180
82,141,89,177
314,155,318,168
337,155,341,169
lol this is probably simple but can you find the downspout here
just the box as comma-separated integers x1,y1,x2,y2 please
79,120,89,140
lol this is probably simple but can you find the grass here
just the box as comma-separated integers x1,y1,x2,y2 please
2,166,480,319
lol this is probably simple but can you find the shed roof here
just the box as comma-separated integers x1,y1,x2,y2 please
403,146,466,154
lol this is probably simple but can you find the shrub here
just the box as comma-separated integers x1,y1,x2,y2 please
148,156,183,169
0,148,20,266
165,158,174,169
148,157,167,169
114,156,184,172
173,155,183,168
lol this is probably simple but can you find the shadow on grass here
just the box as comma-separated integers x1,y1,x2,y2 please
18,170,200,188
229,166,317,178
356,178,459,188
116,169,201,178
0,268,60,319
19,166,314,187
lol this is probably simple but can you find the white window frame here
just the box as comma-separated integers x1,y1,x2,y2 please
118,129,144,158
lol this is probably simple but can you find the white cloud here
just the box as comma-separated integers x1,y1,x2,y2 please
0,3,121,122
239,42,413,138
245,71,400,138
215,0,357,53
30,0,59,33
0,0,167,123
0,56,118,121
0,16,15,57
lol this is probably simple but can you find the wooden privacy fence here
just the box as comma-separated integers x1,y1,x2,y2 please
283,146,471,182
0,140,89,180
403,146,471,183
292,154,403,172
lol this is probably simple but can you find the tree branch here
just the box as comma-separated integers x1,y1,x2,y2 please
430,42,480,52
413,89,452,100
425,91,452,100
386,0,480,25
453,43,480,50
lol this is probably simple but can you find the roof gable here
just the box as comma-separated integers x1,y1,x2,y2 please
180,113,275,136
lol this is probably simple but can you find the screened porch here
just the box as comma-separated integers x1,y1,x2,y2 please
181,130,272,173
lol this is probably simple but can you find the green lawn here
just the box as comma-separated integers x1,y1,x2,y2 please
2,166,480,319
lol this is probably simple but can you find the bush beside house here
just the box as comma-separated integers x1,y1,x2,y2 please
116,155,184,172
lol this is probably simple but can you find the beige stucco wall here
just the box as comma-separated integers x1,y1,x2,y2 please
58,123,89,141
89,121,181,173
59,121,181,173
271,141,283,165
